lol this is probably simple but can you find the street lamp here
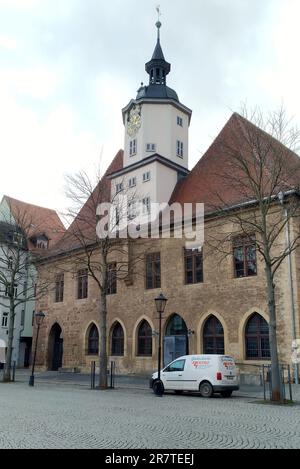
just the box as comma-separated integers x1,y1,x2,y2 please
154,293,168,395
29,311,45,387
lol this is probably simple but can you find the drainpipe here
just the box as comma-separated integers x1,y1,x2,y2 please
278,192,299,384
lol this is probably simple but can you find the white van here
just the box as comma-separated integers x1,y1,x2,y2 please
150,354,239,397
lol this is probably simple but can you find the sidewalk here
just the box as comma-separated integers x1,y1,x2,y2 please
3,368,300,400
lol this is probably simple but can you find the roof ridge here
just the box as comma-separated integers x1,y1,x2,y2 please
4,195,60,214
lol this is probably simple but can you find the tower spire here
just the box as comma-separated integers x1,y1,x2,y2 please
145,8,170,85
156,5,162,41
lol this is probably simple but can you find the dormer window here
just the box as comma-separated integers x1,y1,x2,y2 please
143,171,151,182
128,177,137,188
36,235,49,249
146,143,156,152
177,116,183,127
176,140,184,158
116,182,124,194
30,234,49,249
13,232,23,246
129,139,137,157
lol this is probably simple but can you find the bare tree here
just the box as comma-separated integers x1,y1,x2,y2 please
206,106,300,401
0,207,51,382
63,166,145,389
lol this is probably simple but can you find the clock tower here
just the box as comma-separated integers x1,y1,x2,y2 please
108,19,192,215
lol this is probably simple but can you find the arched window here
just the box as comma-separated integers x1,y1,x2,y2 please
245,313,270,359
203,315,225,354
87,324,99,355
111,322,124,356
137,320,152,356
165,314,187,336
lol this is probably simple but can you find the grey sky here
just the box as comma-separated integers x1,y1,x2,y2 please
0,0,299,217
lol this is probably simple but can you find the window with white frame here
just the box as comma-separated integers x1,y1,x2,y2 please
142,197,151,215
21,309,25,327
5,284,18,298
128,201,137,219
1,312,8,328
176,140,184,158
129,139,137,156
7,257,13,270
128,177,137,188
143,171,151,182
177,116,183,127
116,182,124,194
146,143,156,152
13,232,23,245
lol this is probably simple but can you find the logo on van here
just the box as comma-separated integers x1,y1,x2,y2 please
191,357,213,369
221,356,235,370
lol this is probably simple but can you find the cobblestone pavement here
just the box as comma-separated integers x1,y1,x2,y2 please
0,380,300,449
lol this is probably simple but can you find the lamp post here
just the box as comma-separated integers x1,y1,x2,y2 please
29,311,45,387
155,293,168,394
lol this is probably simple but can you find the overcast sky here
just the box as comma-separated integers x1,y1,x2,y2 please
0,0,299,218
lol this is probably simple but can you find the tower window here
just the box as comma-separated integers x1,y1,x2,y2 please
128,201,137,220
177,116,183,127
116,182,124,194
156,68,160,84
143,171,151,182
128,177,136,188
146,143,156,152
129,139,137,157
142,197,151,215
1,312,8,328
176,140,184,158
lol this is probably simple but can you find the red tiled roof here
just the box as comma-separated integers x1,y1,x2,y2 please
39,113,300,259
169,113,300,212
3,195,66,250
48,149,124,255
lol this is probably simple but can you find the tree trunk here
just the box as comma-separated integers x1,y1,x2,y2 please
3,299,15,382
99,288,108,389
265,265,283,401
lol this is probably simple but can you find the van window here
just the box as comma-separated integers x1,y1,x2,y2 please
165,359,186,372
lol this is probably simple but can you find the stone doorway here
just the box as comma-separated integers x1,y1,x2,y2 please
163,314,188,366
48,323,63,371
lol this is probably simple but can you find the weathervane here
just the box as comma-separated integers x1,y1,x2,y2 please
156,5,162,40
156,5,161,21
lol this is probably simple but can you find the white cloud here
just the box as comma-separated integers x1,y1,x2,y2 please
0,67,60,99
0,0,299,215
0,0,37,8
0,35,18,50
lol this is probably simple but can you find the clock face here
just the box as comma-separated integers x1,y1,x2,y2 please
127,105,141,137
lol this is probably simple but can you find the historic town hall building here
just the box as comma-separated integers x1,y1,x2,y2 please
35,21,300,380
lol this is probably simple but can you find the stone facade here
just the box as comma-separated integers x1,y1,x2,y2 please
35,213,300,377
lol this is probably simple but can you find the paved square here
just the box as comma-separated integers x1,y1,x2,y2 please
0,380,300,449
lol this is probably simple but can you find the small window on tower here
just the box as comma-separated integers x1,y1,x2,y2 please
143,171,151,182
142,197,151,215
128,177,137,188
1,312,8,328
177,116,183,127
146,143,156,152
129,139,137,157
116,182,124,194
176,140,184,158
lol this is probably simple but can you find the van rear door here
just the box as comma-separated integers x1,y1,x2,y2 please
219,356,237,383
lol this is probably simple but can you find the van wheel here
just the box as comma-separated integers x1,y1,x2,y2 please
221,390,232,398
174,390,183,395
199,381,213,398
153,380,164,396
